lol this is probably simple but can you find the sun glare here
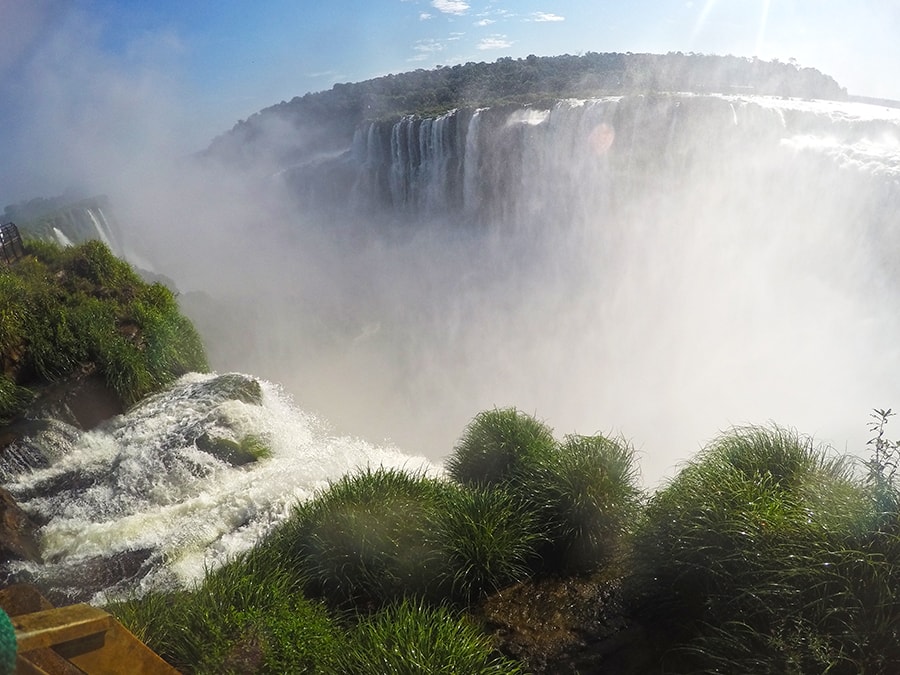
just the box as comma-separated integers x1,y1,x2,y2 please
693,0,774,57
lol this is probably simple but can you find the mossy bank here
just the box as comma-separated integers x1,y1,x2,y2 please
0,239,208,425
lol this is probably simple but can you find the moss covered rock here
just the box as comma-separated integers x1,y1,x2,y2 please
196,433,270,466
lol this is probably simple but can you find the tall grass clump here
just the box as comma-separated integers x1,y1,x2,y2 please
445,407,557,488
289,467,448,608
626,424,895,673
110,551,341,674
542,434,643,574
337,598,523,674
430,484,542,601
446,408,642,576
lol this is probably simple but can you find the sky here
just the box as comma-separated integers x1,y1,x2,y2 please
0,0,900,204
0,0,899,206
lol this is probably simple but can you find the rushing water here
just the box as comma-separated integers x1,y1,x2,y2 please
2,373,435,603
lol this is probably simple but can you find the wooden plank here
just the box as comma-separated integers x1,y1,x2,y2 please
12,604,112,653
12,603,181,674
62,621,181,675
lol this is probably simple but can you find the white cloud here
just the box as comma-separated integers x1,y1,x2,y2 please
420,12,432,20
475,19,495,27
532,12,565,22
432,0,470,15
477,35,512,50
410,38,446,60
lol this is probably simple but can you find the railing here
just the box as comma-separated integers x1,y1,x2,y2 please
0,223,24,266
12,603,180,675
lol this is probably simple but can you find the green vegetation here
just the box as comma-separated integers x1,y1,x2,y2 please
431,483,541,602
109,551,341,674
446,407,558,488
287,467,447,608
447,408,642,575
0,239,207,420
627,424,899,673
337,599,523,674
106,412,900,673
207,52,847,166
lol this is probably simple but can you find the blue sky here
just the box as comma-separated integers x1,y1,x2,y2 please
1,0,898,206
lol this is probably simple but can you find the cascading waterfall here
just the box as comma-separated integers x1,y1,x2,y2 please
3,372,435,603
462,108,485,216
266,92,900,489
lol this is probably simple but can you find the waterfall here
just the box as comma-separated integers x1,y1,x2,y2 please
3,372,436,603
265,93,900,486
462,109,484,215
84,209,113,248
51,227,74,247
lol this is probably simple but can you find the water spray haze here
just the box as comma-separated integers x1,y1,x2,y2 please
116,94,900,488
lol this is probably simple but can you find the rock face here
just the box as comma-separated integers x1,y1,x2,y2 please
23,370,125,433
0,488,41,564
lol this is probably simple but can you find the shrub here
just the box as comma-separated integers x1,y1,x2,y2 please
431,484,542,601
293,467,447,608
865,408,900,517
445,407,557,488
338,599,523,674
542,433,643,574
0,239,209,411
66,239,140,290
626,424,889,672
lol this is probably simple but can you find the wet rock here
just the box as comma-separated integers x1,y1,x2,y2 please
204,373,263,406
479,574,649,674
0,488,41,564
196,432,269,466
25,369,124,432
28,549,155,606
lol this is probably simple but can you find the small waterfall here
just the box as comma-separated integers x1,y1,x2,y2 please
3,372,437,603
51,227,74,247
462,109,484,215
85,208,113,248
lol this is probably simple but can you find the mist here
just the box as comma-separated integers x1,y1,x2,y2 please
110,97,900,489
6,11,900,489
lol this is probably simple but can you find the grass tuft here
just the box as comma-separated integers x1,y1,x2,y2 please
445,407,557,488
109,551,340,674
291,467,447,608
431,484,542,601
626,424,896,672
338,598,524,674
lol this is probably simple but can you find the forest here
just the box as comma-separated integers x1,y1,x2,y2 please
205,51,846,164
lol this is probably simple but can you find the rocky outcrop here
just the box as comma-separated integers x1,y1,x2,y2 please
26,369,125,433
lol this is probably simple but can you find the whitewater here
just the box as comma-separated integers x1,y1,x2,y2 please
2,373,436,603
